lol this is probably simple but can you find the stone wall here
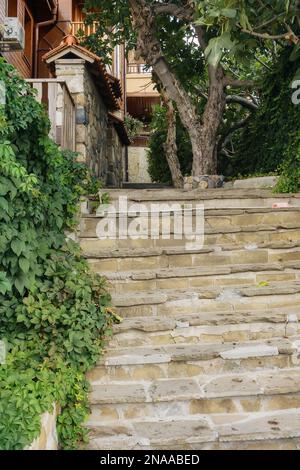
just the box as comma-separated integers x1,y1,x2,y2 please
55,58,124,187
26,404,59,450
128,146,152,183
107,124,125,187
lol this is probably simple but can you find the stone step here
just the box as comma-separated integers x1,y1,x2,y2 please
89,368,300,404
95,188,300,208
79,226,300,251
110,273,300,295
87,435,300,450
80,210,300,238
87,352,295,384
89,392,300,423
102,337,298,367
114,285,300,318
114,306,300,333
83,241,300,259
90,382,300,424
86,409,300,449
87,246,300,273
83,207,300,219
109,322,300,349
98,259,300,295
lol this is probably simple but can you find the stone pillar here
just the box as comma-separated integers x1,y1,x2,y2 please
54,59,88,166
52,56,126,187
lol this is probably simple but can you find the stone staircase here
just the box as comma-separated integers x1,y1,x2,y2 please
79,188,300,450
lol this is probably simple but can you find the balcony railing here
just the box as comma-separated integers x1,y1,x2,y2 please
71,22,99,38
26,79,76,151
127,63,152,74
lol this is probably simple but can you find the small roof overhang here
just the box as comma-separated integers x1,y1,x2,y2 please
43,35,122,111
108,112,131,146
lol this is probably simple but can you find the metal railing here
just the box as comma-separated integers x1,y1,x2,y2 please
26,79,76,151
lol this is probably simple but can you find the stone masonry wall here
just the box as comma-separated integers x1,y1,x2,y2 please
107,123,125,187
54,58,123,187
26,404,58,450
128,146,152,183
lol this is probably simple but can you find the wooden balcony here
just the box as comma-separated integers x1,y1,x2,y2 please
26,79,76,152
71,22,99,39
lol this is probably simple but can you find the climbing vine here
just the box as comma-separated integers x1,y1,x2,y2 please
0,59,116,450
232,47,300,190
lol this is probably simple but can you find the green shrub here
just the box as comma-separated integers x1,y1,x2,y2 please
232,48,300,182
0,58,115,450
275,133,300,193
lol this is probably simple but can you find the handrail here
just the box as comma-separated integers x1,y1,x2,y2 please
26,79,76,151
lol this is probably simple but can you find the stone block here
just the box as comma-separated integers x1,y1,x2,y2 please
220,345,279,360
150,379,202,402
233,176,279,189
203,375,260,398
90,383,147,404
190,398,238,414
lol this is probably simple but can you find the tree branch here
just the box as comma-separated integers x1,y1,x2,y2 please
194,24,207,50
224,77,255,88
153,2,193,21
226,95,258,111
218,115,252,156
240,28,299,44
253,12,286,31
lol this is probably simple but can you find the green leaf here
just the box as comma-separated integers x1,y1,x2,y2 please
220,8,237,19
0,272,12,295
290,43,300,62
239,9,251,30
205,32,235,67
19,257,30,274
14,275,26,295
11,239,25,257
293,67,300,82
0,197,9,213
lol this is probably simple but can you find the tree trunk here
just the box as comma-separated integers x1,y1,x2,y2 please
161,90,183,189
129,0,226,177
193,65,226,176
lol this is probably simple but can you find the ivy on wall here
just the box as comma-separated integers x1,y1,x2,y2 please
0,59,115,450
232,48,300,188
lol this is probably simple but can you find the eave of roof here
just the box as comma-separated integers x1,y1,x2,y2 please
43,35,122,111
108,112,131,146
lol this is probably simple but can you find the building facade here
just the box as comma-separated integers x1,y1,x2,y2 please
126,50,160,183
0,0,128,188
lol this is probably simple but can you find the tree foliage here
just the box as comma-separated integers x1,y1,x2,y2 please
224,47,300,192
84,0,299,178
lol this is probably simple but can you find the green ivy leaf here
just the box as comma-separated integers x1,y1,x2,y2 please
0,197,9,213
220,8,237,18
14,275,26,295
0,272,12,295
19,257,30,274
11,239,25,257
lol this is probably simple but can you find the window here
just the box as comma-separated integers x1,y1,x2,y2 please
114,45,120,79
6,0,18,17
23,6,33,67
